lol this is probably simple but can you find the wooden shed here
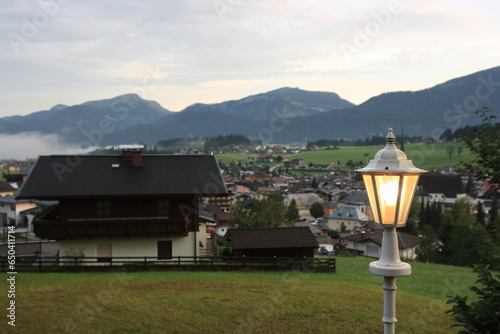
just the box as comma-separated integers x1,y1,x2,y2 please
226,227,319,258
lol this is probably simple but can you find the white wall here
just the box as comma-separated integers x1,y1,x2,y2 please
0,202,37,227
59,232,201,263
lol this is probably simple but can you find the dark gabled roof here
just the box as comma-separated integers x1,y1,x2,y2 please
0,182,16,193
227,227,318,250
17,154,227,200
326,205,368,221
418,174,465,198
0,195,30,204
340,190,369,205
342,230,419,249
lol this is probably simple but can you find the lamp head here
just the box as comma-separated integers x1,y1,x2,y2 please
356,129,426,227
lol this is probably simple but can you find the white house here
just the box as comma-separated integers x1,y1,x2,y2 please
325,206,369,231
342,230,419,260
16,151,227,262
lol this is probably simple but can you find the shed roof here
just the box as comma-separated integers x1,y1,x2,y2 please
17,154,227,200
227,227,318,250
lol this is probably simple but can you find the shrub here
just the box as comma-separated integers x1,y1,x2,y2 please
447,265,500,333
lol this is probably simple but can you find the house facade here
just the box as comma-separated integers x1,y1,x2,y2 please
342,230,419,259
0,182,17,197
16,150,227,262
325,205,369,231
0,196,38,227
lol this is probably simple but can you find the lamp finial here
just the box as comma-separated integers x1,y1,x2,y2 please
387,128,395,144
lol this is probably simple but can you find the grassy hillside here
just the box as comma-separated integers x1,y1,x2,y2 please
217,142,472,171
1,258,478,333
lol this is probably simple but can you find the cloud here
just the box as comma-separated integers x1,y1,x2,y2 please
0,132,89,160
1,0,500,116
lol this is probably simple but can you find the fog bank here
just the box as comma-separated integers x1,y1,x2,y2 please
0,133,90,160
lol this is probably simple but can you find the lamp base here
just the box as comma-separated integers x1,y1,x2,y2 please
369,261,411,277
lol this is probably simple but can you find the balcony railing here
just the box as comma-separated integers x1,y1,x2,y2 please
33,207,189,239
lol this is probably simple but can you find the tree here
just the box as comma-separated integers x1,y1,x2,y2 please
339,191,350,201
363,153,370,164
231,194,286,228
476,201,486,226
399,198,420,235
490,197,498,225
447,265,500,334
465,177,478,198
311,177,319,189
437,198,495,267
415,225,439,263
286,199,300,223
487,197,499,243
459,108,500,185
309,202,325,219
446,145,456,158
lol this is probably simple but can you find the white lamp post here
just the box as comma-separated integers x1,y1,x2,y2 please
356,128,426,334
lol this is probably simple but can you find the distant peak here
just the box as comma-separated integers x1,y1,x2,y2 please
113,93,142,100
50,104,68,111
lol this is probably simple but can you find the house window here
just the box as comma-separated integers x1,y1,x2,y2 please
157,240,172,259
10,205,15,211
158,200,171,217
97,201,110,217
96,244,112,262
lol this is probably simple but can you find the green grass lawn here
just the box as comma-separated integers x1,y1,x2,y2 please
0,258,478,333
216,143,472,171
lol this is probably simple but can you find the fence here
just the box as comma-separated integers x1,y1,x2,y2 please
1,255,336,273
0,241,43,256
0,229,40,243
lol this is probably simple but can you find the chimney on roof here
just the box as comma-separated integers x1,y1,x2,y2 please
121,145,144,168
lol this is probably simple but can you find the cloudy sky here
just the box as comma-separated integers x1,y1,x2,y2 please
1,0,500,118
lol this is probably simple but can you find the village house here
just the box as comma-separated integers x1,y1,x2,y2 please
284,193,324,216
338,190,373,221
16,150,227,262
256,154,274,163
3,166,31,186
0,196,40,228
325,205,369,231
341,230,419,259
0,182,17,197
285,158,305,168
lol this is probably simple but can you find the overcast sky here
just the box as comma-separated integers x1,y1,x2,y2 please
1,0,500,118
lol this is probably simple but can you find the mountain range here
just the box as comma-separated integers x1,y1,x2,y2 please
1,66,499,147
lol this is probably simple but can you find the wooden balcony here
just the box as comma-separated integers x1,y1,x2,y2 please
33,207,189,239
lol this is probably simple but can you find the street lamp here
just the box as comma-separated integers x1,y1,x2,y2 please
356,128,426,334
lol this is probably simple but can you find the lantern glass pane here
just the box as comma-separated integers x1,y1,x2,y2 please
396,174,420,225
374,175,401,225
362,174,380,223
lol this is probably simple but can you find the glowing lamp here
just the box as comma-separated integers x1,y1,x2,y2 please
356,128,425,227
